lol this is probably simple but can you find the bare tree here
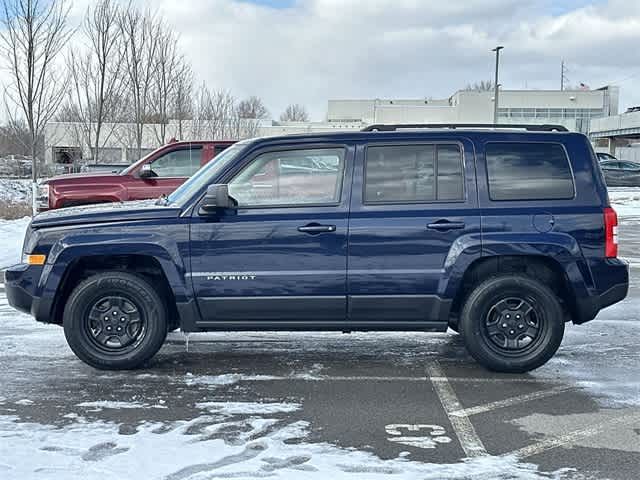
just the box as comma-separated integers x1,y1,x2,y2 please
66,0,125,162
118,6,160,158
1,0,73,212
150,22,182,145
464,80,495,92
0,119,32,157
237,96,268,120
280,103,309,122
192,84,259,140
171,59,193,140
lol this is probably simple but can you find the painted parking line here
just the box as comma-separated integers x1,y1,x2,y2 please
426,360,488,458
449,385,575,418
503,411,640,459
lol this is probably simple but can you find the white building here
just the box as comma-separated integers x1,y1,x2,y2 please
327,86,619,132
44,86,619,167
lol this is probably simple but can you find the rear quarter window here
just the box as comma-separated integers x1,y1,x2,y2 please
485,142,575,201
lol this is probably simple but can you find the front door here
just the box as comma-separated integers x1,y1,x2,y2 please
347,138,480,324
189,144,353,326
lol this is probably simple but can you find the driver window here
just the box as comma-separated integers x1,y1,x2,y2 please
228,148,345,207
150,147,202,177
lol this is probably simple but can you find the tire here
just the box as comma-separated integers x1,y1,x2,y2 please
63,272,168,370
459,274,564,373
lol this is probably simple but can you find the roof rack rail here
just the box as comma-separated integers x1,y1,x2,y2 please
361,123,569,132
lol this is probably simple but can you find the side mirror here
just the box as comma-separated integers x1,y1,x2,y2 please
139,164,155,178
200,184,235,214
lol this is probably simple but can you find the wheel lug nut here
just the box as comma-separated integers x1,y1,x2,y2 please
502,323,507,328
516,315,521,319
509,329,515,335
104,316,109,321
518,324,524,329
506,314,511,319
106,326,112,331
121,317,126,322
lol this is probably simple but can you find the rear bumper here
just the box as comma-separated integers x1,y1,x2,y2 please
574,260,629,324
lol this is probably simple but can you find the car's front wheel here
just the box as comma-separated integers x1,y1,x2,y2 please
459,274,565,373
63,272,168,370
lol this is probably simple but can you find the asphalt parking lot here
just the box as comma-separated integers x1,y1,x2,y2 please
1,221,639,479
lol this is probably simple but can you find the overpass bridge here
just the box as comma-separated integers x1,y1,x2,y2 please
590,111,640,155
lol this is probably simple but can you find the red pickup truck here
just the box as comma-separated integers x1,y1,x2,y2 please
38,141,235,211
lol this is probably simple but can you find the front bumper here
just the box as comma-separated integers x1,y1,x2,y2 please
4,264,49,322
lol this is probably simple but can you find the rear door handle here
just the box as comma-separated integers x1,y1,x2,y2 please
297,224,337,234
427,221,465,231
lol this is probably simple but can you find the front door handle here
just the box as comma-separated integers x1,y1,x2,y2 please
427,221,465,231
297,224,337,234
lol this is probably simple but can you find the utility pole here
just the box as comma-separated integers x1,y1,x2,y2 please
492,46,504,124
561,59,569,91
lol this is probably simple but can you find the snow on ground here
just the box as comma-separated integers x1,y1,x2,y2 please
76,401,169,411
0,178,31,204
608,187,640,217
0,412,579,480
0,216,30,269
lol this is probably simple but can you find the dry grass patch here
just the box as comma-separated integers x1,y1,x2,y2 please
0,201,31,220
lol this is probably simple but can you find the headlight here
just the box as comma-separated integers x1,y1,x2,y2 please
37,183,49,211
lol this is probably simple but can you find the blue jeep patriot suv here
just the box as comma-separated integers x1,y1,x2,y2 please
5,124,629,372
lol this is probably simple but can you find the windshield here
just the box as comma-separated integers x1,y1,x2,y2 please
166,143,247,206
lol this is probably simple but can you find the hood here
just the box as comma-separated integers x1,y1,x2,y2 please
43,172,122,184
31,200,182,228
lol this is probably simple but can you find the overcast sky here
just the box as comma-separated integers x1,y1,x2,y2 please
63,0,640,120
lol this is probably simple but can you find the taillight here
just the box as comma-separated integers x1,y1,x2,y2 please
604,207,618,258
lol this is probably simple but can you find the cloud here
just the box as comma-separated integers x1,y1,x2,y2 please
2,0,638,122
150,0,640,119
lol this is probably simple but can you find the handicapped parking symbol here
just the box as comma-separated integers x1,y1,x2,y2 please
385,424,453,449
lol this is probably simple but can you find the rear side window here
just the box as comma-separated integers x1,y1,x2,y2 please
365,144,464,203
485,142,574,201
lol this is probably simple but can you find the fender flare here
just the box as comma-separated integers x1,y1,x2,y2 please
440,231,593,301
37,233,193,318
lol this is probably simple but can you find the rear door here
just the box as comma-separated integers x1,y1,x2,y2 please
347,138,480,324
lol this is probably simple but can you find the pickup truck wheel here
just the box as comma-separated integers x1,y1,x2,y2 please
459,275,564,373
63,272,168,370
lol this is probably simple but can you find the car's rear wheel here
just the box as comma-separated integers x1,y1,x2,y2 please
63,272,168,370
459,275,564,373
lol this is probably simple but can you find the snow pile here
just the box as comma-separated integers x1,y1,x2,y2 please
0,178,31,204
0,217,30,269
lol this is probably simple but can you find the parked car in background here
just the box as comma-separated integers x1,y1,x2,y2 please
37,140,236,211
598,155,640,187
596,152,617,162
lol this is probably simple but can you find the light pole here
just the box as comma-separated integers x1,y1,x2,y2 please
492,46,504,124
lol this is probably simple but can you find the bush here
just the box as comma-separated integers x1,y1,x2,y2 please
0,200,31,220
